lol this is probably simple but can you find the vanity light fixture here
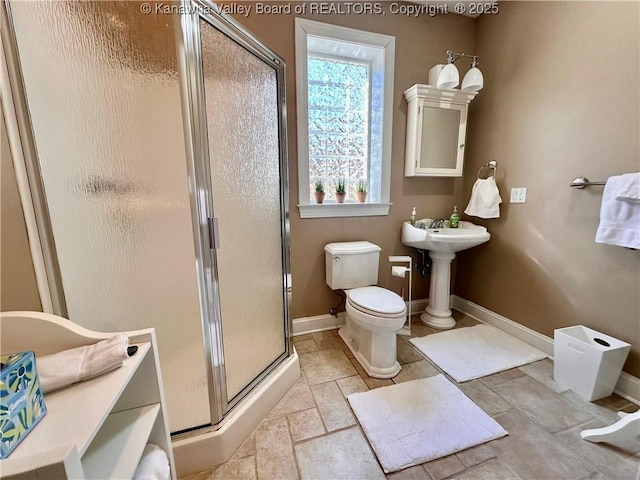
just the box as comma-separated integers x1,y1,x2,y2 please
435,50,484,92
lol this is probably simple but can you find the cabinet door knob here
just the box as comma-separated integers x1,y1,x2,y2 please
459,144,465,148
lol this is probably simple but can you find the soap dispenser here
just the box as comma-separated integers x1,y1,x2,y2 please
449,206,460,229
410,207,417,226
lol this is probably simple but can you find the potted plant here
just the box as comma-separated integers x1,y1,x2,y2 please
335,178,346,204
314,180,325,204
356,179,368,203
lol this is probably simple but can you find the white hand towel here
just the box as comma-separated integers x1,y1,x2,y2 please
133,444,171,480
464,177,502,219
37,333,129,393
596,173,640,249
614,172,640,204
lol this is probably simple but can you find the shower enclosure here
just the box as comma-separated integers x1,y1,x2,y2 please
1,0,292,438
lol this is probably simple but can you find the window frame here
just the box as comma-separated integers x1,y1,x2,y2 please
294,18,395,218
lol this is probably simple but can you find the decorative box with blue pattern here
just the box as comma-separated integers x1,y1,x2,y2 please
0,351,47,459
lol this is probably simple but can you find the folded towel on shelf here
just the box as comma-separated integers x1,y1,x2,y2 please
614,172,640,204
37,333,129,393
464,177,502,219
596,173,640,249
133,443,171,480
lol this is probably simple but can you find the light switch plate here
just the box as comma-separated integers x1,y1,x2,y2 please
510,187,527,203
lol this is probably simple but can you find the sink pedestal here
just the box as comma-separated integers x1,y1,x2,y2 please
401,220,490,329
421,251,456,330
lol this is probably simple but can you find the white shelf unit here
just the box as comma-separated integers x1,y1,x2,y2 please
0,311,176,479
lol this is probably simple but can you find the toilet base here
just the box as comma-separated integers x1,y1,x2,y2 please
338,325,401,379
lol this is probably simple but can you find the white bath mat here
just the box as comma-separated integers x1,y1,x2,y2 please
348,374,507,473
409,324,546,382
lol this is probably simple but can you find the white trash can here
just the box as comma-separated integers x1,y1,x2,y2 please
554,326,631,401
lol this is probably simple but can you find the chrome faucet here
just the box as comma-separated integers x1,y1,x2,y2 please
429,218,445,229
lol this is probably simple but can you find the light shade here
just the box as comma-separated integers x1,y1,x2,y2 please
437,63,459,90
427,64,444,86
462,67,484,92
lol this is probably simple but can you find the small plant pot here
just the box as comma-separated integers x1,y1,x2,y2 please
356,191,367,203
314,192,325,204
336,192,346,204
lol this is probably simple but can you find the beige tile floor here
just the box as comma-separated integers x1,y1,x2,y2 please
182,313,640,480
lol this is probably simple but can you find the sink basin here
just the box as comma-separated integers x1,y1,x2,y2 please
401,219,490,330
401,219,490,253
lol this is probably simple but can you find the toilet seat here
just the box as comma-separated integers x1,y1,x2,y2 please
348,286,406,318
346,287,406,332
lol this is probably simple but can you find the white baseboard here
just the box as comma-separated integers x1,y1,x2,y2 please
451,296,554,357
452,295,640,405
409,298,429,314
292,296,639,405
614,372,640,405
292,298,430,337
292,312,346,336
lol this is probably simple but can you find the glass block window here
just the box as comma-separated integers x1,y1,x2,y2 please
307,56,370,202
295,19,395,218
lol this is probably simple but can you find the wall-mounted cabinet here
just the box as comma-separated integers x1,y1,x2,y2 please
403,85,477,177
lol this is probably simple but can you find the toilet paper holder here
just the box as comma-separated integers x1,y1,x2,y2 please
389,256,413,336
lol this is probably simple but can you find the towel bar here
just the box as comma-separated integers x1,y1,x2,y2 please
477,160,498,179
570,177,607,189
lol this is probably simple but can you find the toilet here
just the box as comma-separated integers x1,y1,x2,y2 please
324,241,407,378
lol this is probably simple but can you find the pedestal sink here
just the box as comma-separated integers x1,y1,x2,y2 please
401,219,490,329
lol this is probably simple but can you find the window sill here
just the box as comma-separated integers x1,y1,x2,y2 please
298,202,392,219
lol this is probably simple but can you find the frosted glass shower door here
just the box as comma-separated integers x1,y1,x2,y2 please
198,18,290,402
6,1,211,432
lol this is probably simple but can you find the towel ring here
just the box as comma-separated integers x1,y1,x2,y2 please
477,160,498,180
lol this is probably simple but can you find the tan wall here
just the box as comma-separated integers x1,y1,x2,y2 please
458,1,640,376
1,111,42,312
235,3,476,318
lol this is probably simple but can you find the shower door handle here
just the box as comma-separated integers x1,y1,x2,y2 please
208,217,220,249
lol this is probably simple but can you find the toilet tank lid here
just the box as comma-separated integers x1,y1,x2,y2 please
324,241,381,255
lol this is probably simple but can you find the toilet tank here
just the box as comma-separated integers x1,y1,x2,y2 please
324,241,381,290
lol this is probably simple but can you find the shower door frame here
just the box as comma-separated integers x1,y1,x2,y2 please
176,0,293,428
0,2,68,317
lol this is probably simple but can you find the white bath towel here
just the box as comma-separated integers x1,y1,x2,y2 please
614,172,640,204
465,177,502,219
37,333,129,393
596,173,640,249
133,444,171,480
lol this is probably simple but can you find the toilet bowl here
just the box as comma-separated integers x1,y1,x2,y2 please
324,242,408,379
339,286,406,378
